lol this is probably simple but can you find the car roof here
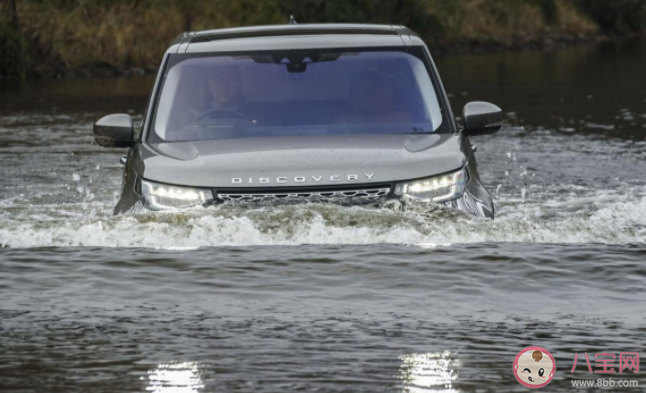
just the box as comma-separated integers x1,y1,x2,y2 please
167,24,424,54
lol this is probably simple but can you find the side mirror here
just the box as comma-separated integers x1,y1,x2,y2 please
93,114,135,147
462,102,502,136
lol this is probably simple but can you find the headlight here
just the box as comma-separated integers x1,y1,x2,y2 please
393,168,468,203
140,179,214,210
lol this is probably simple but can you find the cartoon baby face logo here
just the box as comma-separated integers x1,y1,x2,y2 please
513,346,556,388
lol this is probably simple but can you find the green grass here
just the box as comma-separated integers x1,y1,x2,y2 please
0,0,644,78
0,20,28,78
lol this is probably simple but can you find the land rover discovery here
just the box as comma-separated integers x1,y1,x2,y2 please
93,24,502,218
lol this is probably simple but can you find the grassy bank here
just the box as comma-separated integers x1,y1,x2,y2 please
1,0,645,78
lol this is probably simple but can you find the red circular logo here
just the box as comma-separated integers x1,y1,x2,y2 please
513,346,556,388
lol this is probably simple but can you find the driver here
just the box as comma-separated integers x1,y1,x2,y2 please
205,66,245,113
180,66,248,127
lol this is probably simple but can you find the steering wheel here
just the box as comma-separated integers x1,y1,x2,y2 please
182,109,256,140
189,109,249,124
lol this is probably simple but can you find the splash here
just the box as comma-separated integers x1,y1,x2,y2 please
0,185,644,248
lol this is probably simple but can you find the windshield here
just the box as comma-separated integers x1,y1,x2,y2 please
150,49,446,142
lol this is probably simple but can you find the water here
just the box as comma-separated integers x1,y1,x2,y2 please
1,39,646,392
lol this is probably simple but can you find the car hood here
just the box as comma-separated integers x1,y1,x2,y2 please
138,134,467,188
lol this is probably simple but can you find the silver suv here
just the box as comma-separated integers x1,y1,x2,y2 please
93,24,502,218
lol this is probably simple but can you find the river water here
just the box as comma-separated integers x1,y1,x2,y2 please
1,39,645,392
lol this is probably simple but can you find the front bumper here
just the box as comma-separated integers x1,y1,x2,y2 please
124,178,494,219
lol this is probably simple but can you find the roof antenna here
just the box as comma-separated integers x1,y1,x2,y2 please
288,15,297,25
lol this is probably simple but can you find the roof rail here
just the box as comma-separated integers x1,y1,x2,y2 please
189,24,400,44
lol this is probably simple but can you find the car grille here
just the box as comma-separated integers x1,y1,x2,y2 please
217,186,391,202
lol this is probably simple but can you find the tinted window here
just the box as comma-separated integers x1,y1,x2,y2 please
151,49,445,142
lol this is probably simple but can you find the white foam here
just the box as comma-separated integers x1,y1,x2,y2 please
1,186,644,248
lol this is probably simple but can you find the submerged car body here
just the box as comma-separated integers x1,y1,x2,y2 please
93,24,502,218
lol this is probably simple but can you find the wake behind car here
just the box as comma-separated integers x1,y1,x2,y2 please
93,24,502,218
